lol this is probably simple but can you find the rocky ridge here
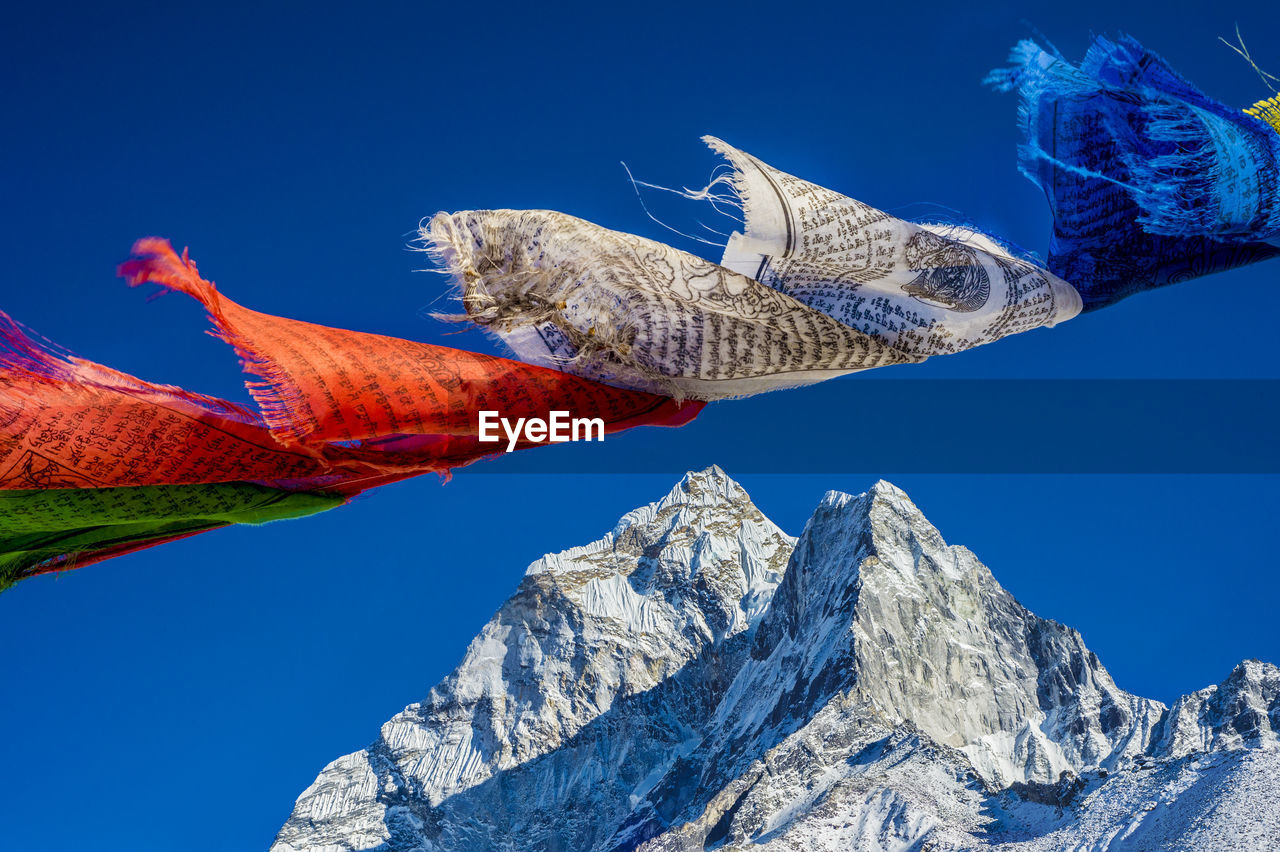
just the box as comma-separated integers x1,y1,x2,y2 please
272,468,1280,851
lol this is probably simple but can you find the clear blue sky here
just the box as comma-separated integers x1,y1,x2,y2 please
2,2,1278,849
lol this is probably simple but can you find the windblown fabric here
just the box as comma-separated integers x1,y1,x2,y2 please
118,240,700,447
1,241,700,587
0,483,342,590
988,36,1280,310
0,309,340,491
1248,96,1280,135
705,137,1082,353
425,140,1081,399
0,312,467,495
17,34,1275,585
427,209,915,399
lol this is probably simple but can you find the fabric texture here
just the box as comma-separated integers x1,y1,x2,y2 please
1,309,341,491
425,140,1081,399
706,137,1082,353
426,209,915,400
1247,95,1280,134
988,36,1280,310
1,241,700,586
12,36,1277,585
0,483,342,589
119,240,701,447
0,241,696,494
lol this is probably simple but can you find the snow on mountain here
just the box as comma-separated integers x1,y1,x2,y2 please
272,466,794,852
272,468,1280,851
1150,659,1280,760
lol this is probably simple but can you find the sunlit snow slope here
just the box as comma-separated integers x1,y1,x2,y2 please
273,468,1280,852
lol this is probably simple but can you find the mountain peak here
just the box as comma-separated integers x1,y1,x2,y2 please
273,469,798,852
816,478,918,522
868,477,908,497
686,463,730,480
274,473,1279,852
656,464,745,512
1233,658,1280,684
725,474,1162,790
1153,658,1280,759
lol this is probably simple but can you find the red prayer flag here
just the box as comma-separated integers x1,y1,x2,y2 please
2,241,700,494
119,239,700,447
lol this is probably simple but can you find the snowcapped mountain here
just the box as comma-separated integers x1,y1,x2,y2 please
272,468,1280,851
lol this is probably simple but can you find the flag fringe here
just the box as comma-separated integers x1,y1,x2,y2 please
1247,96,1280,134
119,239,317,444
